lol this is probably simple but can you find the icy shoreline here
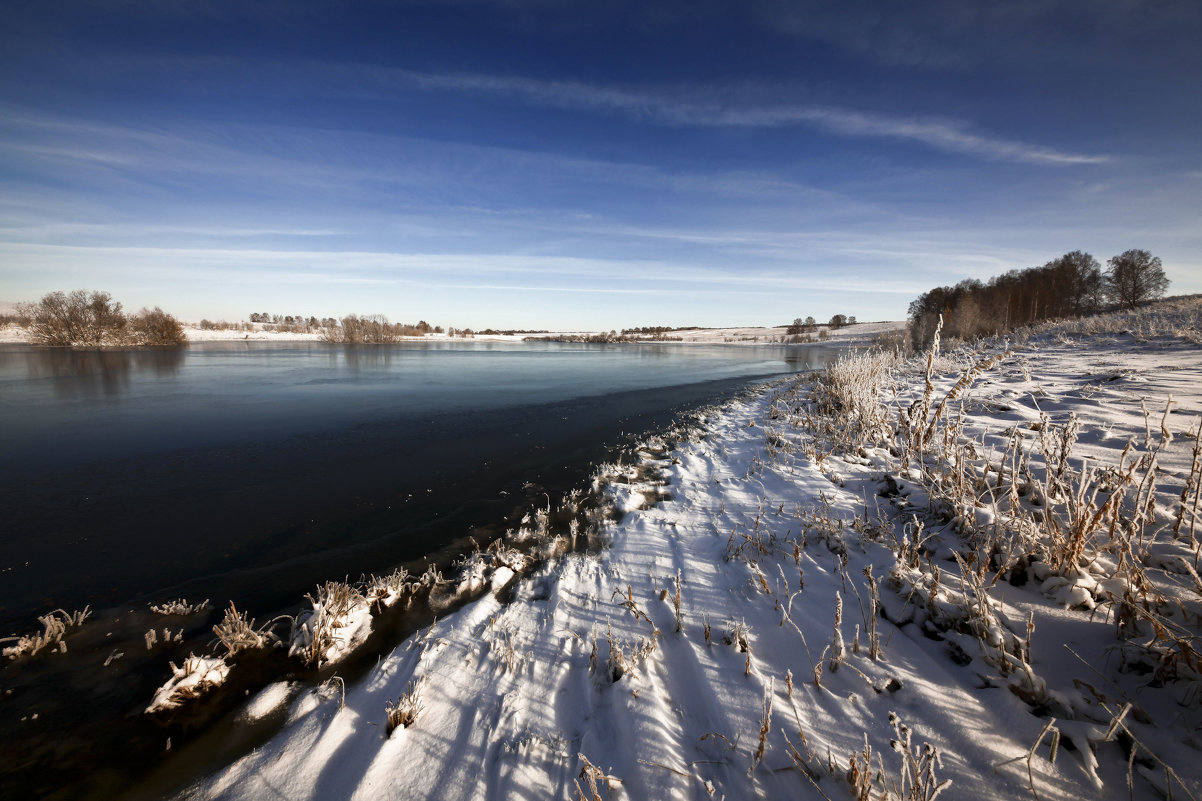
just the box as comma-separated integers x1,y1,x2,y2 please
163,299,1201,801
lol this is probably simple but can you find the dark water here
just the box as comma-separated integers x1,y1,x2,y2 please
0,340,837,629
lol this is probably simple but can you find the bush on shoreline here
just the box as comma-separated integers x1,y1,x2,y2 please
16,290,187,346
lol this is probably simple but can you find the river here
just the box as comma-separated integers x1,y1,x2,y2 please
0,340,838,629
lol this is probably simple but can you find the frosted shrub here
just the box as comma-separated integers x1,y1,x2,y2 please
812,349,901,448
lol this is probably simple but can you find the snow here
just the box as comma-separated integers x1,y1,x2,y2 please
238,682,299,724
162,299,1202,801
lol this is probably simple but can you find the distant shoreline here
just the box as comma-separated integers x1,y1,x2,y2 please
0,320,906,347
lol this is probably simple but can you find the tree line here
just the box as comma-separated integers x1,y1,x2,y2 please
15,290,186,346
320,314,453,343
906,249,1168,349
786,314,857,337
247,312,446,339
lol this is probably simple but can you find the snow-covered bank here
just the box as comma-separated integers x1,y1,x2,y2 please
171,299,1202,801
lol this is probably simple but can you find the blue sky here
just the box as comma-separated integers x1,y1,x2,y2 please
1,1,1199,330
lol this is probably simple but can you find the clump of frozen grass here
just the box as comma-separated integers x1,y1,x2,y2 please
1,606,90,660
366,568,410,609
212,602,277,658
289,580,370,668
145,654,230,714
149,598,210,615
385,680,424,733
807,348,902,454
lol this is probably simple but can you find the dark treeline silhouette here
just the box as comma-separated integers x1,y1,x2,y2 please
907,249,1168,349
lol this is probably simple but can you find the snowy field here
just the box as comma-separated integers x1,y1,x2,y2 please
152,297,1201,801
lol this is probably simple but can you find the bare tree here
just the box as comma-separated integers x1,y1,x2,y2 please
19,290,184,346
22,290,125,346
1105,249,1169,309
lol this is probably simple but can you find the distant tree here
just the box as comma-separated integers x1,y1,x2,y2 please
1105,249,1168,309
828,314,847,329
787,318,805,336
847,315,857,325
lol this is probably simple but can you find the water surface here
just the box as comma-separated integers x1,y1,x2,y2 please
0,340,837,627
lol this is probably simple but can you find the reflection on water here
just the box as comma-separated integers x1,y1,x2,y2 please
336,344,396,371
15,346,186,398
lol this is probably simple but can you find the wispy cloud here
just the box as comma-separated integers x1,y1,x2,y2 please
361,66,1112,166
75,57,1111,167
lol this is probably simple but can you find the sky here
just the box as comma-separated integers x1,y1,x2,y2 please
1,0,1199,330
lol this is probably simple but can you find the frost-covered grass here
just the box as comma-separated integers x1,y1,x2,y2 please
1,606,91,660
161,299,1201,801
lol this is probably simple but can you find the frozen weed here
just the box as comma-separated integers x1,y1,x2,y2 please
386,680,424,733
828,592,846,672
672,569,685,634
749,678,774,773
576,753,623,801
888,712,951,801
